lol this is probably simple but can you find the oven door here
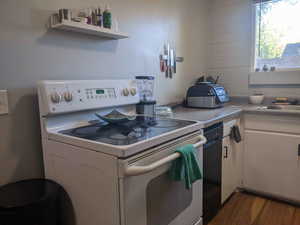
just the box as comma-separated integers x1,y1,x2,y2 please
118,132,206,225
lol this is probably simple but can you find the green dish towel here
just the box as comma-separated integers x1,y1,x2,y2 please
169,144,202,189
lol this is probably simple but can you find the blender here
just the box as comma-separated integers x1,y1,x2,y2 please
135,76,156,123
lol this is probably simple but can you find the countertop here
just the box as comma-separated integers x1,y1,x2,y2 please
172,103,300,127
242,104,300,116
172,104,242,127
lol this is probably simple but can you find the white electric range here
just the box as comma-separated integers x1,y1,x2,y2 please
38,80,206,225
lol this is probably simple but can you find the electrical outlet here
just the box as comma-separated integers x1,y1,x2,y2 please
0,90,9,115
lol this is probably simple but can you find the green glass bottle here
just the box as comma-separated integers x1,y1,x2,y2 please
103,5,112,29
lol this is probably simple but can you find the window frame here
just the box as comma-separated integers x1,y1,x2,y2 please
251,0,300,73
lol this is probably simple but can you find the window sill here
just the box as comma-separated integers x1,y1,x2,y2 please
249,71,300,85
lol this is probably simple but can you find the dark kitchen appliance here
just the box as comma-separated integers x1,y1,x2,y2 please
186,83,229,109
203,122,223,224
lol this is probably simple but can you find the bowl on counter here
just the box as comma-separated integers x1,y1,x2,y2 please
156,106,173,117
249,94,265,105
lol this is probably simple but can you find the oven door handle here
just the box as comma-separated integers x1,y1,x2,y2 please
124,135,207,177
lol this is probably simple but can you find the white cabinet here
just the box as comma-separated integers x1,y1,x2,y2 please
221,119,242,204
244,130,300,201
222,136,236,203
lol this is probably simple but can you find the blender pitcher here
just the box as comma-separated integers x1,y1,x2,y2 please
135,76,156,123
135,76,155,102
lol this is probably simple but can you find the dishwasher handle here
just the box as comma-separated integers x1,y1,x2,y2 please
124,135,207,177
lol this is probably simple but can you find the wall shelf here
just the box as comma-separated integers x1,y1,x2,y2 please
50,20,129,40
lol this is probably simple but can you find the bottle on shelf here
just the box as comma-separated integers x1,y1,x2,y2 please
86,8,92,24
92,8,98,25
103,5,112,29
97,7,103,27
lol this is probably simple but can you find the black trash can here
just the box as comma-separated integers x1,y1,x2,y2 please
0,179,64,225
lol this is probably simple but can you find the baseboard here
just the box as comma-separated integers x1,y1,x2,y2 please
240,188,300,207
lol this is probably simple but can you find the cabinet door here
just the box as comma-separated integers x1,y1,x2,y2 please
221,136,237,203
244,130,300,201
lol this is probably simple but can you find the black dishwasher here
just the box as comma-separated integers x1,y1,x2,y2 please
203,122,223,224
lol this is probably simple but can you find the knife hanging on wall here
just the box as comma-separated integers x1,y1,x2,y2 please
161,43,183,79
164,44,169,78
173,48,177,74
170,48,175,75
167,43,172,78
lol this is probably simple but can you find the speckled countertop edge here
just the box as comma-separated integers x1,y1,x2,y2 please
171,101,300,127
172,104,243,127
241,104,300,116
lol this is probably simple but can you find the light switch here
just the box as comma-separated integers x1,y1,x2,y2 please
0,90,9,115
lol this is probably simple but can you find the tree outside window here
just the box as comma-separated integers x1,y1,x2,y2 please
255,0,300,71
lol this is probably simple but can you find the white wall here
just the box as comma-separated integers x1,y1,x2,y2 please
208,0,300,97
0,0,209,185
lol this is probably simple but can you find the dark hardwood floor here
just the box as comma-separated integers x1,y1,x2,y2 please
208,192,300,225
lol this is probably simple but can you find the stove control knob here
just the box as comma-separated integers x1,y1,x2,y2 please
64,91,73,102
123,88,130,96
50,92,61,104
130,88,137,96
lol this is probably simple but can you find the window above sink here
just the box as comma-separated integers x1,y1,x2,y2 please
253,0,300,72
249,0,300,85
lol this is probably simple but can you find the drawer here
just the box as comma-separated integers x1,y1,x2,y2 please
244,113,300,134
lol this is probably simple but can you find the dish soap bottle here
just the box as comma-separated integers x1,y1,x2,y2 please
103,5,112,29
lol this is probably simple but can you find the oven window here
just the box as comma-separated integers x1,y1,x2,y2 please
146,172,192,225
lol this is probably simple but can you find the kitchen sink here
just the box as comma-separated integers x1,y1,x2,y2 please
258,105,300,111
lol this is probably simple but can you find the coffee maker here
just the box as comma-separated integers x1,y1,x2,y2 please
135,76,156,123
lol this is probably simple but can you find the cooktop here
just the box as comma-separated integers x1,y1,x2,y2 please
59,116,197,146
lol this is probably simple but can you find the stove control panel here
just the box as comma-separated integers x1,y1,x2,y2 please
85,88,117,100
38,80,140,115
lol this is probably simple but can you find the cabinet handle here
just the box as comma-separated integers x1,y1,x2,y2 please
224,146,229,159
298,144,300,157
